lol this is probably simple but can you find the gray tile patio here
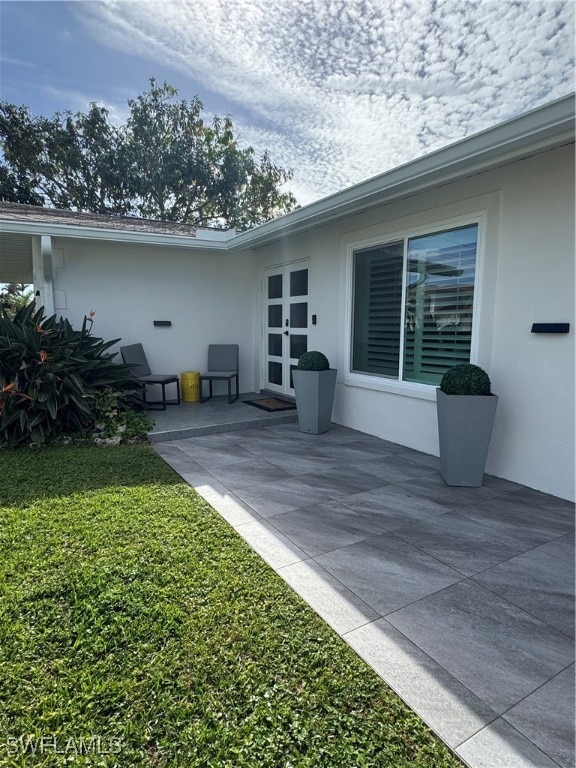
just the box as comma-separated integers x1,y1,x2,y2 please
148,393,298,441
152,415,575,768
387,579,573,714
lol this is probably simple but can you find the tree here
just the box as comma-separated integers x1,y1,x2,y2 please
0,81,297,230
0,101,129,215
0,283,33,319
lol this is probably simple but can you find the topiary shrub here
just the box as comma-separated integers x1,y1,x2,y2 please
297,351,330,371
440,364,491,396
0,303,145,447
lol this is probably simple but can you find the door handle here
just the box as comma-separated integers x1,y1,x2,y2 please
284,331,289,336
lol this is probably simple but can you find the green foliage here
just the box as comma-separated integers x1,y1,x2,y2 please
91,389,155,441
0,100,128,214
122,409,155,440
0,303,144,447
0,444,462,767
440,363,492,395
297,350,330,371
0,80,297,230
0,282,33,319
91,387,124,427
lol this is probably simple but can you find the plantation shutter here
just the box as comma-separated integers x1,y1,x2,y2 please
0,233,33,283
352,241,404,376
402,225,478,385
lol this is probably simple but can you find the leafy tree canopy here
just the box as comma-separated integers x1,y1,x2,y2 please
0,80,297,230
0,283,33,320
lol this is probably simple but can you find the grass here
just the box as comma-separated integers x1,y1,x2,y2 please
0,444,462,767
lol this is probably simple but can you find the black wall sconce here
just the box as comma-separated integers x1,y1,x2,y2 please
531,323,570,334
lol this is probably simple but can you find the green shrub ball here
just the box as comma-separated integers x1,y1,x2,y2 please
297,351,330,371
440,364,491,396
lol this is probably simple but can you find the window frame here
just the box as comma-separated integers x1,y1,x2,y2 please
344,212,486,400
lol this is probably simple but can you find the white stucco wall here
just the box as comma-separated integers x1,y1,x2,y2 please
51,239,257,395
254,143,575,500
488,149,575,501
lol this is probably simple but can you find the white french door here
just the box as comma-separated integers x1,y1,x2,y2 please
263,261,310,395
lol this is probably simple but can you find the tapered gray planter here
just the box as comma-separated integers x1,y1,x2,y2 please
436,389,498,487
293,369,337,434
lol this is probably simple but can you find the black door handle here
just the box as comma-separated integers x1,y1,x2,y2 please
284,331,289,336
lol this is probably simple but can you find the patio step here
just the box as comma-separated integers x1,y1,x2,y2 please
148,412,298,443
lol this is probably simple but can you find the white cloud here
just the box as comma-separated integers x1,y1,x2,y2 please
41,85,130,124
76,0,574,204
0,55,41,70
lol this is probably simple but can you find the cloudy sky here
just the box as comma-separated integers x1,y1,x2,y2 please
1,0,574,205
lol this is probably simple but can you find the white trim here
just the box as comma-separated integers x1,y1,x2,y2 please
260,257,310,271
31,237,43,306
0,220,230,250
341,374,437,401
260,260,310,395
344,211,487,399
399,238,409,370
40,235,54,316
469,212,488,363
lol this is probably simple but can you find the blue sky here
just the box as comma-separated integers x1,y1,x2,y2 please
1,0,574,205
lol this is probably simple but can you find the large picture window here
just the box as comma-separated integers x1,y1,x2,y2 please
352,223,478,386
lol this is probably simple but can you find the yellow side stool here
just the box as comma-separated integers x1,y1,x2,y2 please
181,371,200,403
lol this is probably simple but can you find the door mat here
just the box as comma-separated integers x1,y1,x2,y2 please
244,398,297,412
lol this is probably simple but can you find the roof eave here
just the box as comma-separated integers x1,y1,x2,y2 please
0,220,229,249
228,94,575,251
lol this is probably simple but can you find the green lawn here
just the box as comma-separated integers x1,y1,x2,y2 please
0,444,462,767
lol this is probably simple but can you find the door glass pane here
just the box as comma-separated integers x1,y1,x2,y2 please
289,365,297,390
268,361,282,386
290,302,307,328
403,224,477,385
268,334,283,357
290,269,308,297
268,274,282,299
290,334,307,360
268,304,282,328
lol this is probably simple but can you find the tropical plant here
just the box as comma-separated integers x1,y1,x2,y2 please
0,303,144,447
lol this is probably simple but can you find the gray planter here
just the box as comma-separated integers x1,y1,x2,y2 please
293,369,337,434
436,388,498,487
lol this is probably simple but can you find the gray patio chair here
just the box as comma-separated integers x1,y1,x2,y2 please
199,344,239,404
120,343,180,411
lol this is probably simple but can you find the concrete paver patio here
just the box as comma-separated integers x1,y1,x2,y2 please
152,415,575,768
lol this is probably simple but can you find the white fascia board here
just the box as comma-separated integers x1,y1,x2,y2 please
196,227,237,241
229,94,575,251
0,220,230,250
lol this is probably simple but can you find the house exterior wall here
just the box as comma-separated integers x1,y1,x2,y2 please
254,143,575,500
50,238,257,395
